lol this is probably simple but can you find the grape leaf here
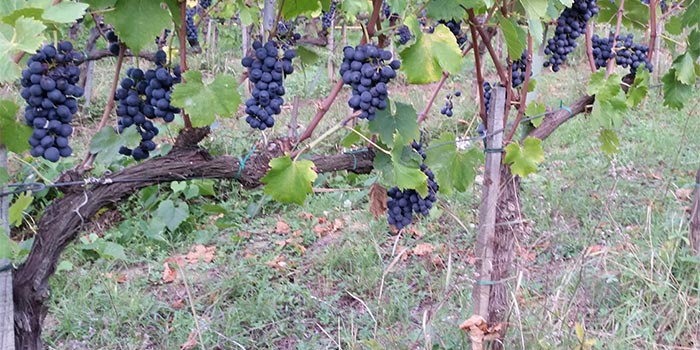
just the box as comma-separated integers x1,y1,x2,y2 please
171,71,240,128
661,68,692,110
0,16,45,55
0,99,31,154
261,156,317,205
9,192,32,227
89,125,140,164
525,101,546,127
42,1,88,24
425,0,483,20
520,0,548,20
2,8,44,25
599,128,619,155
499,15,527,59
598,0,648,30
689,30,700,59
296,45,320,65
673,52,696,85
587,71,621,97
373,135,428,196
154,199,189,231
0,232,18,259
368,101,419,148
626,68,649,107
503,137,544,177
282,0,321,20
682,0,700,28
81,0,117,9
399,24,462,83
103,0,172,54
590,96,627,129
425,132,483,194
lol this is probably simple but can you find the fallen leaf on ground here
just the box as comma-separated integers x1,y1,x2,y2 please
265,255,289,271
676,188,693,201
298,212,314,220
275,220,291,234
162,256,185,283
412,243,434,256
180,330,198,349
171,299,185,310
185,244,216,264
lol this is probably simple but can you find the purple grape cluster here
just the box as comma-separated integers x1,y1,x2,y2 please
382,2,399,21
321,2,336,30
438,19,468,47
386,141,439,229
106,30,120,55
199,0,211,8
241,40,295,130
185,8,199,46
339,44,400,121
155,29,171,47
116,50,181,160
511,50,529,87
21,41,84,162
396,25,413,45
543,0,599,72
591,33,652,74
276,20,302,50
440,90,461,117
483,82,492,115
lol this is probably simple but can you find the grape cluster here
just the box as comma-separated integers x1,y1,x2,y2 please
276,20,302,50
438,19,468,47
115,50,181,160
321,2,336,30
511,50,529,87
396,25,413,45
382,2,399,21
199,0,211,9
440,90,461,117
339,44,400,121
483,82,492,116
241,40,295,130
185,7,199,46
155,29,171,47
591,34,652,74
543,0,599,72
106,30,120,55
386,141,439,230
21,41,84,162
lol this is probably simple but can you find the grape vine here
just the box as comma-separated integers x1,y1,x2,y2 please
543,0,599,71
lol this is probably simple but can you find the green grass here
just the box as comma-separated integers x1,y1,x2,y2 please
20,26,700,350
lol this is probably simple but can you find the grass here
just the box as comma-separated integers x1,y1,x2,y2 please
11,24,698,350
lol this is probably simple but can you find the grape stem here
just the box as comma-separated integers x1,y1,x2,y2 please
296,0,383,144
269,0,285,39
178,0,193,129
506,33,532,144
584,21,597,73
468,17,487,125
416,42,474,124
342,126,391,155
648,0,657,63
605,0,626,78
77,42,126,173
468,9,509,86
293,122,344,161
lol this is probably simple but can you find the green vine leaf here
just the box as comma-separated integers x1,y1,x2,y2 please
9,192,32,227
171,71,240,128
525,101,546,127
103,0,173,54
261,156,318,205
599,128,619,155
0,232,19,259
282,0,321,20
503,137,544,177
425,133,483,194
42,1,88,24
154,199,190,231
499,15,527,59
426,0,484,20
0,99,31,154
661,68,692,110
368,101,419,148
587,71,628,129
626,68,649,108
374,134,428,197
598,0,648,30
0,16,46,82
399,24,462,83
673,52,696,85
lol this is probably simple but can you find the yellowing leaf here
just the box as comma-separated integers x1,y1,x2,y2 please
503,137,544,177
399,24,462,83
261,156,317,205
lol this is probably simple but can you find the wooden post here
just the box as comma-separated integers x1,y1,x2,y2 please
472,86,506,319
0,145,14,350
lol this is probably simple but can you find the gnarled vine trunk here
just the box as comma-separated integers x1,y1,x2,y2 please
12,130,375,350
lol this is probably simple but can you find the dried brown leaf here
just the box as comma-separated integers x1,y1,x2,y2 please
180,330,198,349
413,243,434,256
185,244,216,264
369,183,387,219
275,220,291,234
